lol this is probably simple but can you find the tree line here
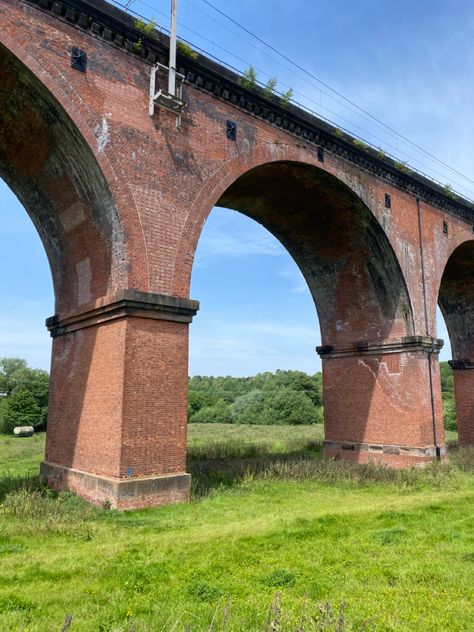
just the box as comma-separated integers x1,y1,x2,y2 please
0,358,49,433
440,361,456,431
0,357,458,432
189,370,324,425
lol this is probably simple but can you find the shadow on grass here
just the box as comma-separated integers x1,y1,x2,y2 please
3,439,473,504
188,439,323,497
188,439,474,498
0,471,41,502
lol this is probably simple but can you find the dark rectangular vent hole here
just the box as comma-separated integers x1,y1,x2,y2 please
443,221,448,236
385,193,391,209
226,120,237,141
317,147,324,163
71,47,87,72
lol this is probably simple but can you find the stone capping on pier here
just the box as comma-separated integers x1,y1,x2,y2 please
46,289,199,337
323,440,448,458
449,359,474,370
316,335,444,359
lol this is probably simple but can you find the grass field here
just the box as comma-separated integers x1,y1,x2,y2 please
0,425,473,631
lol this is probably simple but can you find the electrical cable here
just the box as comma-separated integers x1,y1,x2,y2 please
111,0,474,199
198,0,474,189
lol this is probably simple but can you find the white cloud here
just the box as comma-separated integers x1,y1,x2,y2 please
189,315,321,376
196,232,283,260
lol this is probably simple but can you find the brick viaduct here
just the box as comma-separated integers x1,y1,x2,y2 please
1,0,473,509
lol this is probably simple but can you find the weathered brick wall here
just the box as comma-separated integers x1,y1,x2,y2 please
1,0,473,505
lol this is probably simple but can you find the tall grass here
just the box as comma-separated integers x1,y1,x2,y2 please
0,433,473,631
0,471,40,502
188,438,473,497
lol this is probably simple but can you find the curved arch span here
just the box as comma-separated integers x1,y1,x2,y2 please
438,240,474,445
0,34,150,311
184,159,414,347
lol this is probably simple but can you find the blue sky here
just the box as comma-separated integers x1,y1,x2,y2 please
1,0,470,375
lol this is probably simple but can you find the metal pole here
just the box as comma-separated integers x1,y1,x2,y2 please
168,0,178,96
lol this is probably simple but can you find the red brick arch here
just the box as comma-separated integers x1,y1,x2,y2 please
437,239,474,445
4,0,471,506
173,150,414,346
0,31,149,301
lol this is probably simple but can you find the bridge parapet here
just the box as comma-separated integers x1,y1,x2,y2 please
19,0,474,222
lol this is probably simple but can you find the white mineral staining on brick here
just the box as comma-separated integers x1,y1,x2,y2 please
76,258,92,304
59,201,86,232
96,116,109,153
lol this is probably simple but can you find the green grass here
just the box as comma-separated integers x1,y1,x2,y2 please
188,422,324,449
0,426,473,631
0,431,45,476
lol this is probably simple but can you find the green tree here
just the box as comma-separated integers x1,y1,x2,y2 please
256,370,323,407
443,397,457,431
262,388,319,425
439,362,456,430
0,358,49,431
0,389,42,433
189,399,232,424
440,361,454,394
232,389,265,424
0,357,29,395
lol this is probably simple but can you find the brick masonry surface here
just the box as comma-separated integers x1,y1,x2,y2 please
1,0,474,507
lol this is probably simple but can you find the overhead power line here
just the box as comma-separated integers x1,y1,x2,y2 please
197,0,474,191
110,0,474,199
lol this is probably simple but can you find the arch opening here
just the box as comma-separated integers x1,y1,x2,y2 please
214,160,414,347
0,41,130,487
438,240,474,362
189,206,320,376
188,160,425,466
0,43,125,315
0,178,52,449
438,240,474,444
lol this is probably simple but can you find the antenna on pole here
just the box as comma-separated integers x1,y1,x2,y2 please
149,0,186,126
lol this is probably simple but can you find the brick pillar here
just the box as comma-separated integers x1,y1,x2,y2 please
317,336,446,467
449,360,474,445
40,290,199,509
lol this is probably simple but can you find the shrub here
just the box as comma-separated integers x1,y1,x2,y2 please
134,17,158,38
443,397,457,431
394,160,410,173
443,183,455,198
0,389,41,433
262,388,319,425
232,389,265,424
353,138,369,150
263,77,277,98
241,66,257,90
177,40,198,60
190,399,232,424
188,390,217,418
280,88,293,107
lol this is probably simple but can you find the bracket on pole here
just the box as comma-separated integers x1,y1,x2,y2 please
149,0,185,127
149,63,186,127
